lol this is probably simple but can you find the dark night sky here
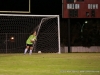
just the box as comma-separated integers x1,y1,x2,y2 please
31,0,62,15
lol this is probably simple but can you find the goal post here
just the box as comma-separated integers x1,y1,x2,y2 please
0,14,61,53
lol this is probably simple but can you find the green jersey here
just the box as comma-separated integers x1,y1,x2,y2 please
26,35,36,44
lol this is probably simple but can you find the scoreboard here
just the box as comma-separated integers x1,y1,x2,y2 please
62,0,100,18
0,0,30,13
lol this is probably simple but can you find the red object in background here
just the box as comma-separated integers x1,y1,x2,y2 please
62,0,100,18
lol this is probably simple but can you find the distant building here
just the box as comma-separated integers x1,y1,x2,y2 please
62,0,100,18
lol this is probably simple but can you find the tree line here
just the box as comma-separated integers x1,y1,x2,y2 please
60,19,100,47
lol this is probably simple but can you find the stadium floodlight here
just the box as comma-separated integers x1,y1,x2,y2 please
85,21,88,24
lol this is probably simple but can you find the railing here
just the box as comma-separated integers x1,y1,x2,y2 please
61,46,100,53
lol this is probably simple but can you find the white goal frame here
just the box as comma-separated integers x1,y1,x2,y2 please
0,14,61,54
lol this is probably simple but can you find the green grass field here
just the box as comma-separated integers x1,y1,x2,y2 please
0,53,100,75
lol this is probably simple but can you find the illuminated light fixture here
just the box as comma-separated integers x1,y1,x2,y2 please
85,21,88,23
10,37,14,40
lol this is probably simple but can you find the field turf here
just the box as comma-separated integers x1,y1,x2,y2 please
0,53,100,75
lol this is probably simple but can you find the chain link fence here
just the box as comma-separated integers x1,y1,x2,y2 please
0,33,29,53
0,33,59,53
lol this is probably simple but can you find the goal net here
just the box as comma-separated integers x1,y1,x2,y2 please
0,14,60,53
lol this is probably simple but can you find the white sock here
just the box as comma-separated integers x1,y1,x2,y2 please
29,50,32,55
24,48,28,54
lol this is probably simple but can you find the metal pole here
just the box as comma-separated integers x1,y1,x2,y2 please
58,15,61,54
68,19,71,53
6,33,7,53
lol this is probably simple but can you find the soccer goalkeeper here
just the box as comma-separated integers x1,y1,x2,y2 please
24,31,36,55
